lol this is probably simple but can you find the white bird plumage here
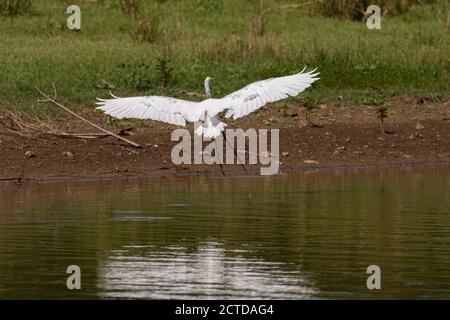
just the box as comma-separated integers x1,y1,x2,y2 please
96,67,319,139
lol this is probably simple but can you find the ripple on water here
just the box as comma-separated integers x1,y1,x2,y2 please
110,216,173,222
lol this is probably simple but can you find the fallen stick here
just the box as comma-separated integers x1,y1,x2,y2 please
53,132,110,139
36,86,142,148
18,112,109,139
1,127,43,140
3,110,126,140
6,111,42,132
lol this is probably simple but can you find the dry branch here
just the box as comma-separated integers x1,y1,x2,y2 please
36,85,142,148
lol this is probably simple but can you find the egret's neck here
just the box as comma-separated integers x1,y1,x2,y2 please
204,81,212,99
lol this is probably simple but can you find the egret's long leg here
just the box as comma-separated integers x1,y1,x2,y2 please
214,139,226,177
221,131,248,174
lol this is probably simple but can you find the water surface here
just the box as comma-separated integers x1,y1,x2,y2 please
0,166,449,299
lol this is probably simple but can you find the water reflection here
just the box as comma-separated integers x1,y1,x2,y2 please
0,165,449,299
99,241,317,299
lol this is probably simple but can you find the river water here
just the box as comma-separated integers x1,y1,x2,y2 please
0,166,449,299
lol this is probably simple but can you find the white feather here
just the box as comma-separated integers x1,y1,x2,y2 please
223,68,319,120
95,68,319,136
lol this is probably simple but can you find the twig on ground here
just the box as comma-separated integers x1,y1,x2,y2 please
1,127,42,140
51,132,111,139
0,110,126,140
36,84,141,148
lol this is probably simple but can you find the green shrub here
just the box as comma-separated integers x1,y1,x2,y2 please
131,18,162,43
120,0,142,17
0,0,32,16
314,0,439,20
197,0,223,12
376,105,389,133
299,96,321,127
155,55,173,89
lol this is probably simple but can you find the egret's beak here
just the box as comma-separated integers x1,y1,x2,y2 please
210,77,215,80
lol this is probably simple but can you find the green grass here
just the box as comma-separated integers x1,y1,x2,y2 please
0,0,448,114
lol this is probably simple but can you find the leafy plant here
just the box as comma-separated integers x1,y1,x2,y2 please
376,105,392,134
0,0,32,16
299,96,321,127
251,0,265,37
130,2,163,44
131,17,162,43
120,0,141,18
131,63,153,91
314,0,439,20
197,0,223,12
117,62,152,91
155,55,173,89
359,97,384,106
95,79,116,90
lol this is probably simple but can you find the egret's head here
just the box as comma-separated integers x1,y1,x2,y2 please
204,76,214,98
205,76,214,85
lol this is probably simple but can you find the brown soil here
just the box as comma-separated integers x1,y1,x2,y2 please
1,97,449,183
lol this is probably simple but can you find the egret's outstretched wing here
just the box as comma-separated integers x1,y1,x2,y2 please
96,95,204,126
222,68,319,120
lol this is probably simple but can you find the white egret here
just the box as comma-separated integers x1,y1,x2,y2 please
96,67,319,139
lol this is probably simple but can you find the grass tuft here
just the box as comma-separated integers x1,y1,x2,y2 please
0,0,32,16
0,0,448,113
